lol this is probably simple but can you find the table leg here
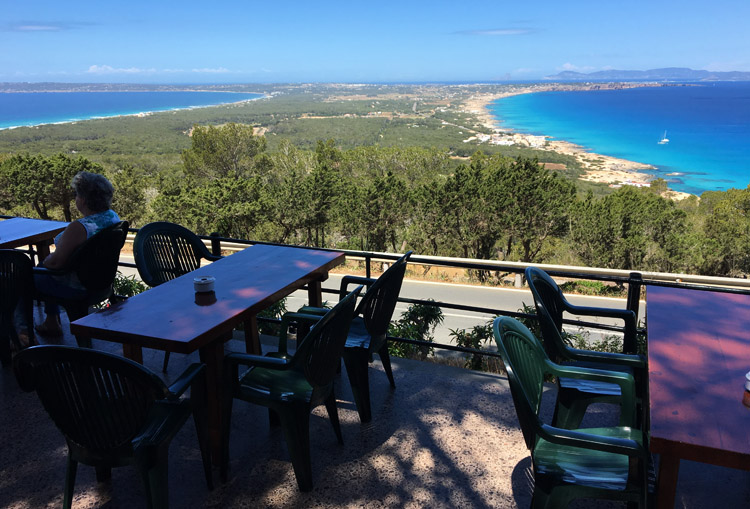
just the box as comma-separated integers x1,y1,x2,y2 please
244,315,261,355
122,344,144,364
656,454,680,509
308,278,323,307
200,337,228,466
34,240,53,265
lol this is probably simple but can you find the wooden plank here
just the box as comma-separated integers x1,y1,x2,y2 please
0,217,68,250
71,244,344,352
648,286,750,462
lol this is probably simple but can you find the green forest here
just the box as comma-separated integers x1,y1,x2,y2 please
1,84,748,278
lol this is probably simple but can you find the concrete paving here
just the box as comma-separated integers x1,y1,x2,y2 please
2,307,749,508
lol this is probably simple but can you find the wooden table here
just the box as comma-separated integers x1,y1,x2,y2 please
0,217,68,261
70,244,345,464
647,285,750,508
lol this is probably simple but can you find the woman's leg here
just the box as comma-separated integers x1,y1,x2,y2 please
33,274,87,334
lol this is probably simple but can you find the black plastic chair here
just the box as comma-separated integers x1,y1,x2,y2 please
34,221,129,348
133,221,222,372
299,251,411,423
493,316,649,508
0,250,36,365
221,286,362,492
14,345,212,509
525,266,646,429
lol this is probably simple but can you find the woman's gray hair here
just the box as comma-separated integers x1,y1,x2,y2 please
71,171,114,213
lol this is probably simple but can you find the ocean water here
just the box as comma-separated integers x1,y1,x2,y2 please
0,91,263,130
491,83,750,194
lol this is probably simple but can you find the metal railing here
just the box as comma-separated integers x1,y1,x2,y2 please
132,229,750,361
9,214,750,363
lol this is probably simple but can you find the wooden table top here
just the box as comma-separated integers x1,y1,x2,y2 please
0,217,68,249
70,244,345,354
647,285,750,468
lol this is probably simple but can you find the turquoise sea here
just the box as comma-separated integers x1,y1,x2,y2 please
0,91,263,131
490,83,750,195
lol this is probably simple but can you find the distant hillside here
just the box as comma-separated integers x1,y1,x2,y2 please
545,67,750,82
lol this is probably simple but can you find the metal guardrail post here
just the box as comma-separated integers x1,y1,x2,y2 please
210,232,222,257
626,272,643,316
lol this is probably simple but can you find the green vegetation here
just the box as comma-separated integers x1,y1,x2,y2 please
388,301,444,360
1,83,749,278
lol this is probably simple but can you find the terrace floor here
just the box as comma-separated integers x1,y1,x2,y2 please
2,307,749,508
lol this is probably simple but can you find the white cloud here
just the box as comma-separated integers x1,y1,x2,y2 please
87,65,156,74
191,67,232,74
15,24,61,31
458,28,533,36
558,62,596,72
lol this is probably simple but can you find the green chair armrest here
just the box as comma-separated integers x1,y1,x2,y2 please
167,362,206,399
539,423,647,458
565,348,646,369
225,351,292,370
548,361,637,425
561,302,639,353
296,306,328,316
338,275,375,300
132,400,188,450
275,312,326,355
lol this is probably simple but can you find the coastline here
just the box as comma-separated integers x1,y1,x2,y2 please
462,85,693,199
0,92,266,131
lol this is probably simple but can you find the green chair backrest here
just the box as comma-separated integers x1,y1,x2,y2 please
133,221,220,287
14,345,168,453
493,316,550,451
525,266,572,362
70,221,129,293
357,251,411,342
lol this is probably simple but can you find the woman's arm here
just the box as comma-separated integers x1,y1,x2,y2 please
42,221,86,269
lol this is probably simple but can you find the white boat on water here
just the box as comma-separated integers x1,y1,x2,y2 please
658,130,669,145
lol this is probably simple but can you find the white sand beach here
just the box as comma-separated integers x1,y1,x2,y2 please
462,85,693,200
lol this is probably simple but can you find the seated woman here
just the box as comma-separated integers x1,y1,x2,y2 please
34,171,120,336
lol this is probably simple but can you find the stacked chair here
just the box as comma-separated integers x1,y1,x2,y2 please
14,345,212,509
297,251,412,423
221,286,362,491
493,316,649,508
524,266,646,429
133,221,223,372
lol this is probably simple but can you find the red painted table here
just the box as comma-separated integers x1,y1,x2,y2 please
647,285,750,508
71,244,345,464
0,217,68,261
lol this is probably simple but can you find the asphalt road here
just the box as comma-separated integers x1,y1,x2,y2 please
118,254,643,347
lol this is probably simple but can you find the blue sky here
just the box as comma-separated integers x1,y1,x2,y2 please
3,1,750,83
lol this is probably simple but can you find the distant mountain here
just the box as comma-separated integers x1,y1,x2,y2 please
545,67,750,82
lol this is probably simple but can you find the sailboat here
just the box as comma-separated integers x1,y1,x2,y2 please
658,130,669,145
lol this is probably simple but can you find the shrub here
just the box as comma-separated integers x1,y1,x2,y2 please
388,301,444,359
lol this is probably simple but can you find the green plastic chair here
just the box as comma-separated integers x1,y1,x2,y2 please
525,266,646,429
493,316,649,508
133,221,222,372
34,221,129,348
221,285,362,492
14,345,212,509
0,249,36,365
298,251,411,423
